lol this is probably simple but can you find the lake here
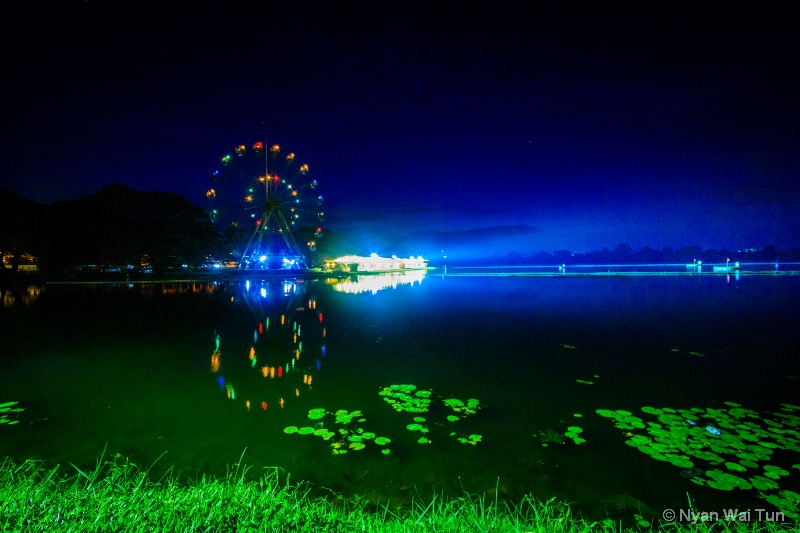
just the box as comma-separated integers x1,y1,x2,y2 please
2,270,799,523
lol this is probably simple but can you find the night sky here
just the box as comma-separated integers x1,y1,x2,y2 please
3,2,798,260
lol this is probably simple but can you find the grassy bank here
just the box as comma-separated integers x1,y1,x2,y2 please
0,452,797,532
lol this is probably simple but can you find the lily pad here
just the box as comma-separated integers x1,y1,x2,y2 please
705,470,751,490
725,462,747,472
334,410,363,424
750,476,780,491
284,426,299,434
668,457,694,469
308,408,327,420
764,465,790,477
705,473,734,490
381,385,432,413
598,400,800,495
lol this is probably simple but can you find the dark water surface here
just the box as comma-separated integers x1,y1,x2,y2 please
2,273,799,522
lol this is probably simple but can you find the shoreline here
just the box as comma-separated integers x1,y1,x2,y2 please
4,266,800,288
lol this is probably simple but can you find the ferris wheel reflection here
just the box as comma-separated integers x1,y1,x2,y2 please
210,279,327,414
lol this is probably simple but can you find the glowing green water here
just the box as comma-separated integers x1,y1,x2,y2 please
2,274,799,522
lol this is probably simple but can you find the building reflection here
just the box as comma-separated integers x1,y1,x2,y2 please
326,270,426,294
62,282,222,298
1,284,43,308
211,279,328,413
155,282,219,295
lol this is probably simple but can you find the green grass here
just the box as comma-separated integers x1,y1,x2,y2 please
0,450,797,532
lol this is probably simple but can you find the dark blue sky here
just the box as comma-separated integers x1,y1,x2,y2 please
3,2,798,259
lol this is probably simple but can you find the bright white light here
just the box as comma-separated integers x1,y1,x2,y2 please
331,254,427,272
260,288,267,298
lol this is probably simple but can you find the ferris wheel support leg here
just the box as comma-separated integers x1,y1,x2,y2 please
238,208,276,269
274,209,308,269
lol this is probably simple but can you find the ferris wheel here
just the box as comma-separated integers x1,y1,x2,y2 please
206,141,325,270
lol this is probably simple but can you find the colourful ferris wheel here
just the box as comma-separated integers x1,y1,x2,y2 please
206,142,325,270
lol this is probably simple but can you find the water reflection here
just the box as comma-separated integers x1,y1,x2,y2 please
327,270,426,294
143,282,220,296
212,280,327,413
2,284,43,308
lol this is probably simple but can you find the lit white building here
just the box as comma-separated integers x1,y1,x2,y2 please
323,254,427,272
